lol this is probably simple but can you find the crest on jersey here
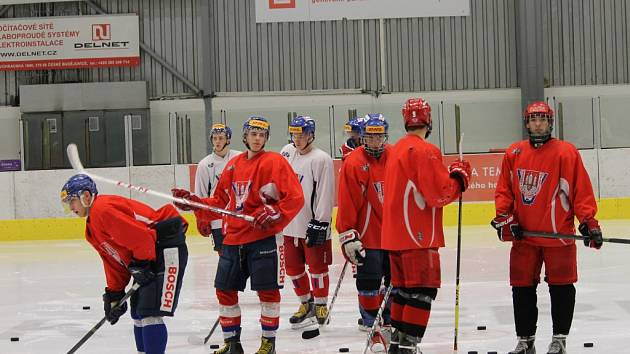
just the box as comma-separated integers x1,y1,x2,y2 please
517,169,548,205
231,181,252,211
373,181,384,204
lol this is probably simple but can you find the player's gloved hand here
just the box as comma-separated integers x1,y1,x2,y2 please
171,188,203,211
103,288,128,325
339,229,366,266
252,205,282,230
306,219,329,247
210,228,224,253
579,218,603,249
490,213,522,241
196,218,213,237
448,159,472,192
128,259,155,286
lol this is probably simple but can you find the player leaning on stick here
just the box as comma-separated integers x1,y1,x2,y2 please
61,174,189,354
195,123,241,251
381,98,471,354
172,116,304,354
280,116,335,329
491,101,603,354
336,114,393,353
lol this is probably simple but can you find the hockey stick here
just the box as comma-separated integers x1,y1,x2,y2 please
361,284,393,354
301,261,350,339
522,230,630,245
453,105,464,351
67,283,140,354
66,144,254,223
323,260,349,326
187,316,220,345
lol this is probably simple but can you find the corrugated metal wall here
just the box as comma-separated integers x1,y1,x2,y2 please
2,0,630,106
544,0,630,86
0,0,202,106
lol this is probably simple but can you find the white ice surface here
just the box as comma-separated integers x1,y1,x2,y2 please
1,221,629,353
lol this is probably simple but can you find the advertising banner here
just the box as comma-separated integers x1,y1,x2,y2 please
0,14,140,71
256,0,469,23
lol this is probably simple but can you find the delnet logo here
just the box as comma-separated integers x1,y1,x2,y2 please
92,24,111,41
269,0,295,9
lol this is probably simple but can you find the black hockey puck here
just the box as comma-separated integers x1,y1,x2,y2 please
467,352,478,354
82,306,90,310
209,344,220,349
339,348,350,353
10,337,19,342
584,342,594,347
302,328,320,339
488,352,498,354
476,325,486,330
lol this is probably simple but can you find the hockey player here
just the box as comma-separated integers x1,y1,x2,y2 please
381,98,471,354
279,116,335,329
60,174,188,354
339,116,364,161
172,116,304,354
195,123,241,251
336,114,393,353
491,101,602,354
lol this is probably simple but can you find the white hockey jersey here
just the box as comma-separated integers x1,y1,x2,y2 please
280,144,335,239
195,149,241,228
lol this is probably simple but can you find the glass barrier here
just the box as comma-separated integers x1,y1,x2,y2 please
599,96,630,149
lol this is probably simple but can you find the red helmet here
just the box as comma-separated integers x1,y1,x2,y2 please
402,98,432,129
523,101,554,122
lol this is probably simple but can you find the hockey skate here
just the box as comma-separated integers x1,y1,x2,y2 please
508,336,536,354
358,318,370,332
213,332,244,354
254,336,276,354
388,328,400,354
315,304,329,325
289,301,316,329
546,335,566,354
368,328,389,353
397,332,421,354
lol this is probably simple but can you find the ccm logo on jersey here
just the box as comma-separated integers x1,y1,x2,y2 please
160,248,180,312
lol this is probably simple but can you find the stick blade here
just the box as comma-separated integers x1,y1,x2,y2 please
66,143,85,172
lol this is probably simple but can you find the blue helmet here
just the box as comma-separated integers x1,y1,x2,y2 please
361,115,389,137
243,116,270,137
61,174,98,203
211,123,232,139
289,116,316,135
344,117,364,134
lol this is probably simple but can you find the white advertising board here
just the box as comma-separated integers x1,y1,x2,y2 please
256,0,470,23
0,14,140,71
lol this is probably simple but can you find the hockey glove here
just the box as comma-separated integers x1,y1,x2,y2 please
578,218,603,249
339,229,366,266
252,205,282,230
103,289,128,325
305,219,329,247
196,218,213,237
448,159,472,192
171,188,203,211
211,228,224,253
128,259,156,286
490,213,522,241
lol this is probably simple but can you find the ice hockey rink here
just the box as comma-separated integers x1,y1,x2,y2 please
1,221,629,354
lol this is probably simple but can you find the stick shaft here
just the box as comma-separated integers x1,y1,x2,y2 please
522,230,630,244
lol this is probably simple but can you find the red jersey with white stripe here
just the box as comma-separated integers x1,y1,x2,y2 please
196,150,305,245
381,134,461,251
495,139,597,247
339,138,360,161
85,195,185,292
336,146,390,249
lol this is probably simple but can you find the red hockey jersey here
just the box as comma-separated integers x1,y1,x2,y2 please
381,134,461,251
336,146,390,249
495,139,598,247
195,151,304,245
85,195,185,292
